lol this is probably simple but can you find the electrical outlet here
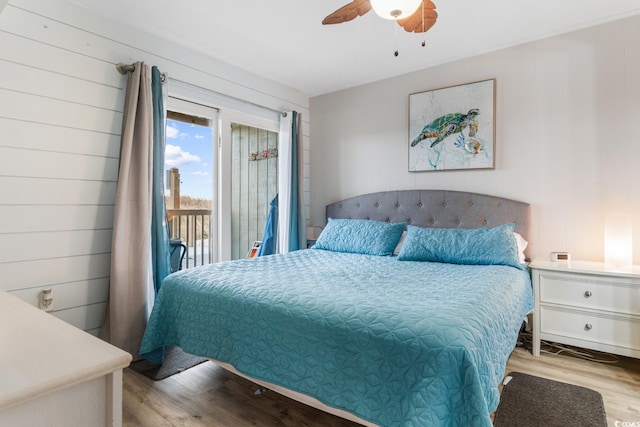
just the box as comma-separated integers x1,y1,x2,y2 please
40,288,53,311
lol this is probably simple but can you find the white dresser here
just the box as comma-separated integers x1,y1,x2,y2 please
530,260,640,359
0,291,132,427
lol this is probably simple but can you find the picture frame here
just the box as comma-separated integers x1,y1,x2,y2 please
408,79,495,172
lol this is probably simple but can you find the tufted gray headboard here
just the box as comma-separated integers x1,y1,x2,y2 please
326,190,530,258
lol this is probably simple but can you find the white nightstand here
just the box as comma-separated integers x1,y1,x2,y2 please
530,259,640,359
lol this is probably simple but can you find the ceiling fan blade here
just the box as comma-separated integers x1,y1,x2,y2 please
397,0,437,33
322,0,372,25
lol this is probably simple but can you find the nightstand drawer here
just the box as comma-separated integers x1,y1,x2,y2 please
540,306,640,351
539,272,640,316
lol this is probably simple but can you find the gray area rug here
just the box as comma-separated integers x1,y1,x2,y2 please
494,372,607,427
129,346,208,380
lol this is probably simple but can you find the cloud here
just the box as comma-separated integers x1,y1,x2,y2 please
194,134,204,139
166,124,187,139
192,171,208,176
165,144,201,167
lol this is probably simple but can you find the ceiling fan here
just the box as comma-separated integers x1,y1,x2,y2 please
322,0,437,34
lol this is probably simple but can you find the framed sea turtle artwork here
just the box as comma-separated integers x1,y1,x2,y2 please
408,79,495,172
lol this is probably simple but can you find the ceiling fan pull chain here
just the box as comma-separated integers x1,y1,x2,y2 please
394,20,399,57
421,0,426,47
422,0,425,32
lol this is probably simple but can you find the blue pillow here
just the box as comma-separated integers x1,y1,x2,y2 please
313,218,405,256
397,223,522,268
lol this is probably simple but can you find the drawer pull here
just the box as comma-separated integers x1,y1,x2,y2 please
584,291,592,298
584,323,593,331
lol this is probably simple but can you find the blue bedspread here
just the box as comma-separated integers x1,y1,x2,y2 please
140,249,532,426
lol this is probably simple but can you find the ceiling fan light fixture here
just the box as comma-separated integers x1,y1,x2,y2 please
369,0,422,20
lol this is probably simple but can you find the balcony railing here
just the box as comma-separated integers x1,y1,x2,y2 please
167,209,212,269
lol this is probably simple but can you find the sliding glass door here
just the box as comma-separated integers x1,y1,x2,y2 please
164,97,218,268
230,123,278,260
219,111,280,261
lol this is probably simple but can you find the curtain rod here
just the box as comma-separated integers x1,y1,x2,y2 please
115,62,287,117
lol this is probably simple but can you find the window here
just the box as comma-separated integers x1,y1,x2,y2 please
230,123,278,260
165,98,217,268
219,111,280,261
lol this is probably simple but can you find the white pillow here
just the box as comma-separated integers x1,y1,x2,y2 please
513,232,528,263
393,231,406,256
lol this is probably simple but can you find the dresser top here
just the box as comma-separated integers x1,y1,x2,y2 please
0,291,132,411
530,259,640,278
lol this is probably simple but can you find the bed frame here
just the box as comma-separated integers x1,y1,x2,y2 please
218,189,531,425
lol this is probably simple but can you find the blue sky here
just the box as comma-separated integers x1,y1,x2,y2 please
165,119,213,200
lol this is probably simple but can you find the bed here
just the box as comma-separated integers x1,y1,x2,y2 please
139,190,533,427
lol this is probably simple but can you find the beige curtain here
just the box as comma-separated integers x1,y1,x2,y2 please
101,63,154,359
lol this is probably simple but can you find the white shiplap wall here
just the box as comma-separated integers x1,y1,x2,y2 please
0,0,310,334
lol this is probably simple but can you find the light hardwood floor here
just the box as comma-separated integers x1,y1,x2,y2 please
123,346,640,426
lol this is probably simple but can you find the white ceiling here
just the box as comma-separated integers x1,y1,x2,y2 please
67,0,639,97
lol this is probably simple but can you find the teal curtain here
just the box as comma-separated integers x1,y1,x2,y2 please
150,67,171,293
276,111,305,253
288,111,301,251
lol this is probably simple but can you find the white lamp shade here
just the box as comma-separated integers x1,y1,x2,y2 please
604,214,633,269
370,0,422,20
